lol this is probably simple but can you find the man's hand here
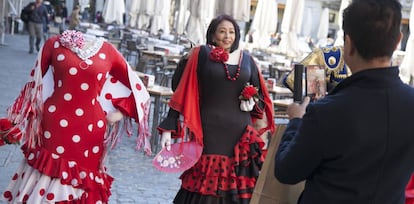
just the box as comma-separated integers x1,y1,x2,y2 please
287,96,310,120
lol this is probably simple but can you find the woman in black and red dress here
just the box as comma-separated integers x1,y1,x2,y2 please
157,14,275,204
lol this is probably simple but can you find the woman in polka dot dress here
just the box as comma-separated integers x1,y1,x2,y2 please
1,30,151,203
157,15,275,204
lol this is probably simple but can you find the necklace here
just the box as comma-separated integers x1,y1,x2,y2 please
223,50,243,81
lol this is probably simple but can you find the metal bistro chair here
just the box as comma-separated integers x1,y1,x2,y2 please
124,40,141,67
120,32,134,55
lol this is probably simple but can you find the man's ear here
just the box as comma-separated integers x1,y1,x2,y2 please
394,32,403,51
344,34,355,56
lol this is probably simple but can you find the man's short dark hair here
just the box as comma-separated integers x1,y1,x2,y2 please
343,0,402,60
206,14,240,52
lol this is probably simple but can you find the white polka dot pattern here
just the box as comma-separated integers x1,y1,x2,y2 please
57,54,65,61
28,153,35,160
92,146,99,153
72,135,80,143
75,108,84,116
97,120,104,128
48,105,56,113
99,53,106,59
80,171,87,179
64,93,72,101
60,119,68,127
71,178,78,186
69,67,77,75
97,73,103,81
51,153,60,159
88,124,93,132
62,171,68,179
56,146,65,154
44,131,51,139
68,161,76,167
80,83,89,90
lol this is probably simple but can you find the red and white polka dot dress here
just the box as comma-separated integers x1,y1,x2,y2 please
2,35,150,203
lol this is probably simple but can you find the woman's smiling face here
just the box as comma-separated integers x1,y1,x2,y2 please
212,20,235,52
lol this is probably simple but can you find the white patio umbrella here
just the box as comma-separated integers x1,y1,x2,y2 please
128,0,155,29
215,0,250,22
334,0,351,46
301,7,313,38
232,0,251,22
400,2,414,84
150,0,171,35
102,0,126,25
278,0,305,57
138,0,156,30
186,0,215,45
128,0,142,28
249,0,278,48
174,0,190,35
316,8,330,47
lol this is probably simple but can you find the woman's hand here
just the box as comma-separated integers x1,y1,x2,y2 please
161,131,172,151
240,98,255,112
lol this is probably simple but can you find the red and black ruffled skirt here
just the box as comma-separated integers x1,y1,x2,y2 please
173,125,264,204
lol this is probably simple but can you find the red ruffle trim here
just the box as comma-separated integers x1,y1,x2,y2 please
180,125,264,199
21,143,113,203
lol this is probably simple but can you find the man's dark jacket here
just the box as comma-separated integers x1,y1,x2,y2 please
275,67,414,204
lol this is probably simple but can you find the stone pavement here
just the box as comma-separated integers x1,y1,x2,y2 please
0,33,181,204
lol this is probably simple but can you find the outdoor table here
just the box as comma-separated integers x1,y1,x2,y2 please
268,85,293,99
85,29,108,38
273,98,293,118
146,84,174,154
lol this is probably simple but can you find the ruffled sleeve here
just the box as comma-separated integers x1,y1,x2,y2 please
100,42,152,154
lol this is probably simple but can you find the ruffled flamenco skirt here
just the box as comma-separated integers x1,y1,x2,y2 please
173,125,264,204
2,143,113,203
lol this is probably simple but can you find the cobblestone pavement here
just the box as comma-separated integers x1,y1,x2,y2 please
0,33,181,204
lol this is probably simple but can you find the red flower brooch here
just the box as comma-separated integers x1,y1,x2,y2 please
0,118,22,146
209,46,229,63
239,83,259,102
